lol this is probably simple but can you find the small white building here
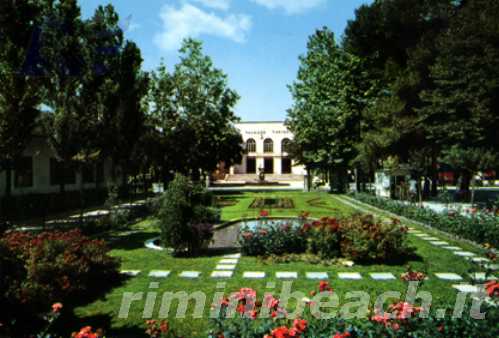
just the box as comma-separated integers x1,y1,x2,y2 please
228,121,305,178
0,136,113,197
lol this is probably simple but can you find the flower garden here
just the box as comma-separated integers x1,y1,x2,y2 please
1,188,498,337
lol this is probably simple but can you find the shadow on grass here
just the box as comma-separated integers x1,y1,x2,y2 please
355,250,424,267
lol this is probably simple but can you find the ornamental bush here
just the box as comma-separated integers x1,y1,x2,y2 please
159,174,218,256
239,215,413,263
351,193,499,248
340,214,412,263
0,229,120,335
239,220,306,256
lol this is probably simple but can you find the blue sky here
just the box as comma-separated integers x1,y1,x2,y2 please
80,0,372,121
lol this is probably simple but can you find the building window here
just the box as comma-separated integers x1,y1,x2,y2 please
263,138,274,153
281,138,291,153
50,158,76,186
246,138,256,153
14,157,33,188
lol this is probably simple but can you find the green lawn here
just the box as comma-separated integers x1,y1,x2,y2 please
74,191,491,337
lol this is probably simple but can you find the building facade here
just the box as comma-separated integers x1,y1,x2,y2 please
0,136,113,197
229,121,305,177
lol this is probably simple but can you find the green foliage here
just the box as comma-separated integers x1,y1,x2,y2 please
159,174,218,256
340,214,412,263
0,0,47,196
287,28,360,192
149,39,243,181
353,192,499,248
210,285,499,338
239,215,412,263
239,220,306,256
0,229,120,335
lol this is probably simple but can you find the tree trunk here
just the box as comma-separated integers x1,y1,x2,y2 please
306,167,312,192
5,167,12,197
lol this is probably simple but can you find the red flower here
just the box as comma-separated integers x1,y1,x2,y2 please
52,302,63,313
260,210,269,217
333,332,351,338
302,223,311,232
485,281,499,297
319,281,333,293
293,319,307,333
72,326,101,338
401,271,426,282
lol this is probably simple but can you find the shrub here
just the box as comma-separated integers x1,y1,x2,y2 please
159,174,218,256
0,229,120,335
340,214,413,263
239,220,306,256
351,193,499,248
239,215,413,263
304,218,342,259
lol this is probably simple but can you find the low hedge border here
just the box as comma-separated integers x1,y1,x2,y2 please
348,193,499,250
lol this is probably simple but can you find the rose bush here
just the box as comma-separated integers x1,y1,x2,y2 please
0,229,120,335
209,283,499,338
239,215,413,263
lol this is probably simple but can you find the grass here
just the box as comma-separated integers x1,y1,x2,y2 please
73,191,492,337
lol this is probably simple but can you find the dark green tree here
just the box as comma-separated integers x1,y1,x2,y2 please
287,28,358,193
0,0,48,197
149,39,242,182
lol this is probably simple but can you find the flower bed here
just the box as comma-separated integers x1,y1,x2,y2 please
351,193,499,248
0,229,120,335
239,214,413,263
208,282,499,338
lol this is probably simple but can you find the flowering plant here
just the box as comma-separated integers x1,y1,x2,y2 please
145,320,178,338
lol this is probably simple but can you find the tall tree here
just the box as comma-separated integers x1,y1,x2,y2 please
0,0,47,197
287,28,358,193
420,0,499,191
40,0,91,193
149,39,243,183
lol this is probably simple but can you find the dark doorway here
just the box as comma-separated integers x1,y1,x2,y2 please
281,158,292,174
264,158,274,174
246,157,256,174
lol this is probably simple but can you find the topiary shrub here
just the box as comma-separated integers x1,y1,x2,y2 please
159,174,218,256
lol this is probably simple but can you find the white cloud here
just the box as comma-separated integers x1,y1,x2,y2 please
251,0,326,15
191,0,231,11
154,4,252,51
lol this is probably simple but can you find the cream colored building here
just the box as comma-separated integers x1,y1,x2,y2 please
229,121,305,178
0,136,113,197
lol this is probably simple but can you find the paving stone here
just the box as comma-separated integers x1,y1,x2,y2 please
424,237,440,241
215,264,236,271
452,284,481,293
429,241,449,246
435,273,463,281
338,272,362,280
370,273,396,280
471,257,490,263
219,258,239,265
442,246,462,251
179,271,201,279
485,264,499,270
469,273,497,281
306,272,329,280
414,233,429,237
243,272,265,279
223,253,242,259
453,251,476,257
211,271,233,278
148,270,171,278
276,272,298,279
121,270,141,276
